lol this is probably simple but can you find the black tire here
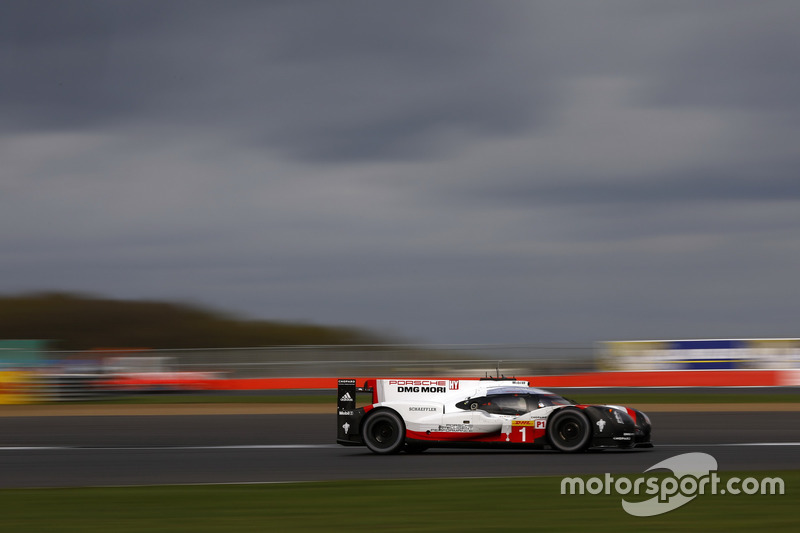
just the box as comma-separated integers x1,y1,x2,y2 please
547,409,591,453
362,410,406,454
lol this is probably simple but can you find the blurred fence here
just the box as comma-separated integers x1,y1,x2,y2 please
4,342,799,402
3,343,596,402
599,339,800,371
156,343,596,378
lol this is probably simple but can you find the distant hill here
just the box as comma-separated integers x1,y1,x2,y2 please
0,292,386,350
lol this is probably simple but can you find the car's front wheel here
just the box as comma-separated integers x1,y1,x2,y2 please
362,410,406,454
547,409,591,453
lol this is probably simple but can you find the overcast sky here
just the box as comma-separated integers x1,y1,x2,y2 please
2,1,800,344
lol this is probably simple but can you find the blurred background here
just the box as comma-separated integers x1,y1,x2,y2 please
3,3,800,402
2,6,799,529
3,2,800,350
1,293,797,403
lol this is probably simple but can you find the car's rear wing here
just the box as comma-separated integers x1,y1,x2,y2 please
337,379,374,409
337,379,357,415
337,379,374,444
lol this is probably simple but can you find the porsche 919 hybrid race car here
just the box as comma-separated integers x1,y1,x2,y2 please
337,378,652,454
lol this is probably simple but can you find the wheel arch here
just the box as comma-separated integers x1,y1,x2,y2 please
545,405,585,423
360,406,408,454
359,406,405,435
545,406,592,452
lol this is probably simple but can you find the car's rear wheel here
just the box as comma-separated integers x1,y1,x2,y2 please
362,410,405,454
547,409,591,453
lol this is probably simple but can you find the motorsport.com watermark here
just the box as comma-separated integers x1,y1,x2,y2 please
560,453,785,517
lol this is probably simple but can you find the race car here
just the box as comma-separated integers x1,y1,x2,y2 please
336,377,652,454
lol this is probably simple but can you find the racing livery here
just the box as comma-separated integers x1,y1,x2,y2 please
337,378,652,454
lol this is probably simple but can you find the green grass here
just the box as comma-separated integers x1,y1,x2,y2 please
0,472,796,532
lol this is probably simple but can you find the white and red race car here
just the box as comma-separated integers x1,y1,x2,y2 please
337,378,652,454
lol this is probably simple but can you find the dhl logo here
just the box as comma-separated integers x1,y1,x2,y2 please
512,419,547,428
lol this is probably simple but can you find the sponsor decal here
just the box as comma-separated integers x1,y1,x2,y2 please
341,422,350,435
389,380,448,394
388,380,448,386
338,410,354,416
409,407,438,412
397,386,447,393
505,419,546,442
449,380,460,390
436,424,472,433
597,420,606,432
339,392,353,402
512,419,546,428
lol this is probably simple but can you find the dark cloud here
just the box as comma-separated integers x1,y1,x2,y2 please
466,165,800,212
0,1,161,131
1,1,554,162
2,1,800,343
642,2,800,112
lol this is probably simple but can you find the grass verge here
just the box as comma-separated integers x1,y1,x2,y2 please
1,472,796,532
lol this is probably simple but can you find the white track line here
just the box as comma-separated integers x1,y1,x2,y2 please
1,443,799,451
0,444,339,451
658,442,800,447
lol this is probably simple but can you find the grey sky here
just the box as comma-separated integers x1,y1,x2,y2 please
2,1,800,344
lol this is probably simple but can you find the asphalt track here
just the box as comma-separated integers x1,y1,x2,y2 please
2,412,800,488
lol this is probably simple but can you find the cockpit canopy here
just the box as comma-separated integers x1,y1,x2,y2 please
455,387,575,416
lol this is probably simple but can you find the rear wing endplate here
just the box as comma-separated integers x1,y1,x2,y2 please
337,379,373,443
